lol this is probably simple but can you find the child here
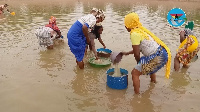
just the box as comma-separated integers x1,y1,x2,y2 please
122,12,171,94
0,4,9,14
174,21,199,71
35,16,63,49
87,24,106,59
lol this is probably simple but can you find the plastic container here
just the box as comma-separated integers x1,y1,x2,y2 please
88,57,111,68
97,48,112,58
110,52,123,64
106,68,128,90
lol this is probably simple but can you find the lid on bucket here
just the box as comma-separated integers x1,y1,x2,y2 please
97,48,112,53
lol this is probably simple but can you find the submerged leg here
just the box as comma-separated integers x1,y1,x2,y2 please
150,73,156,83
174,55,180,71
76,59,84,69
132,69,142,94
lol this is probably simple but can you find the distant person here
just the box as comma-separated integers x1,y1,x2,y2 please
174,21,199,71
67,8,102,69
35,16,63,49
0,4,10,14
121,12,171,94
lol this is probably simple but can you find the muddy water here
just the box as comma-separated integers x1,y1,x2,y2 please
0,0,200,112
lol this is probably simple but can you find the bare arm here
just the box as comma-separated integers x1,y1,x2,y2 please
55,30,62,39
123,50,134,55
180,31,185,43
132,45,140,63
98,37,106,48
90,38,98,58
82,25,90,44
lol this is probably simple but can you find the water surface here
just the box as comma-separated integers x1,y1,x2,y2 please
0,0,200,112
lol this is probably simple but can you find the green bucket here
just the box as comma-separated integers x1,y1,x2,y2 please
88,57,111,68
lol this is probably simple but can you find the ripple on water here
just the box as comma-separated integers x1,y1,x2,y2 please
0,1,200,112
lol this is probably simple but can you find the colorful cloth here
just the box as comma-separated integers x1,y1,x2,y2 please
67,21,87,62
68,14,97,62
139,46,168,75
177,35,199,65
124,12,171,78
45,16,60,32
35,27,54,46
97,9,105,21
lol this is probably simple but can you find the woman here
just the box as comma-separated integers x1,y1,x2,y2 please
87,24,106,59
67,8,101,69
0,4,9,14
85,10,106,57
122,13,171,94
174,21,199,71
35,16,62,49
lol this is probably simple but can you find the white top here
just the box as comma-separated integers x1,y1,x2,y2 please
140,36,159,56
78,14,96,28
35,27,56,38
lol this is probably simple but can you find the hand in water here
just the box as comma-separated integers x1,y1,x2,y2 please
95,55,99,60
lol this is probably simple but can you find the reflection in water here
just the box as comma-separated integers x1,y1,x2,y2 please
71,66,106,96
104,83,128,110
130,83,155,112
112,3,132,17
37,45,65,76
0,0,200,112
170,68,191,94
70,66,108,111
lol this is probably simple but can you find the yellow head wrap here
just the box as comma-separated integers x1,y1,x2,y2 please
124,12,171,78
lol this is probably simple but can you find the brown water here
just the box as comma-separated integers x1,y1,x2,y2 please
0,0,200,112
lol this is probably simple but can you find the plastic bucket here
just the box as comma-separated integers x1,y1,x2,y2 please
106,68,128,90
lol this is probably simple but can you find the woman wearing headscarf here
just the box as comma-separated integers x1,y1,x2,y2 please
35,16,62,49
67,8,100,69
174,21,199,71
122,12,171,94
0,4,9,14
85,9,106,58
87,24,105,59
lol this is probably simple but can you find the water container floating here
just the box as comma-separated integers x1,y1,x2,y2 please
106,68,128,90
